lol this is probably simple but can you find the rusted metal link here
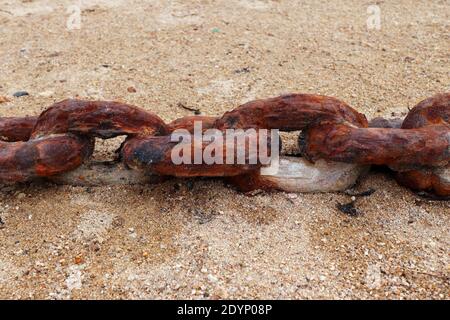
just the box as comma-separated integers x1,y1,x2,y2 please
215,93,449,196
167,116,217,133
213,94,370,193
32,99,168,138
0,116,37,142
0,134,93,182
215,94,368,130
401,93,450,129
122,131,271,177
0,93,448,197
396,93,450,196
301,124,449,169
219,93,448,195
0,99,168,182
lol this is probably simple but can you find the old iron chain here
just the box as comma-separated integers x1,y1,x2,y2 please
0,93,448,197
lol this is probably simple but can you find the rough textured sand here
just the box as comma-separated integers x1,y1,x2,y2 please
0,0,449,299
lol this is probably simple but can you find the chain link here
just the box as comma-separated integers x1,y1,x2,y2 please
0,93,448,197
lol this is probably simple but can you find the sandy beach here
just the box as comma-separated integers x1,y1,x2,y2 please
0,0,448,299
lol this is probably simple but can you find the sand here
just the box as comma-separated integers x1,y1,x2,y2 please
0,0,449,299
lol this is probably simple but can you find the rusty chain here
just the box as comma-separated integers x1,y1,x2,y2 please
0,93,448,197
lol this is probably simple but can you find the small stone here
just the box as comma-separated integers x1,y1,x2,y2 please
142,251,149,258
13,91,29,98
74,255,84,265
129,232,137,239
201,267,208,273
287,193,298,199
207,274,218,283
0,96,10,104
17,193,26,199
234,67,251,74
89,242,101,252
112,216,125,228
127,86,137,93
305,275,314,282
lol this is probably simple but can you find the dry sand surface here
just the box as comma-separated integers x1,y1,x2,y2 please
0,0,449,299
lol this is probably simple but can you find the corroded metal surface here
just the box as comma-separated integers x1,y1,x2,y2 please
0,93,448,196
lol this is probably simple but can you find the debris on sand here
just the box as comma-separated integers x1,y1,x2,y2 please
0,96,10,104
337,200,363,216
344,188,376,197
13,91,29,97
177,102,201,115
